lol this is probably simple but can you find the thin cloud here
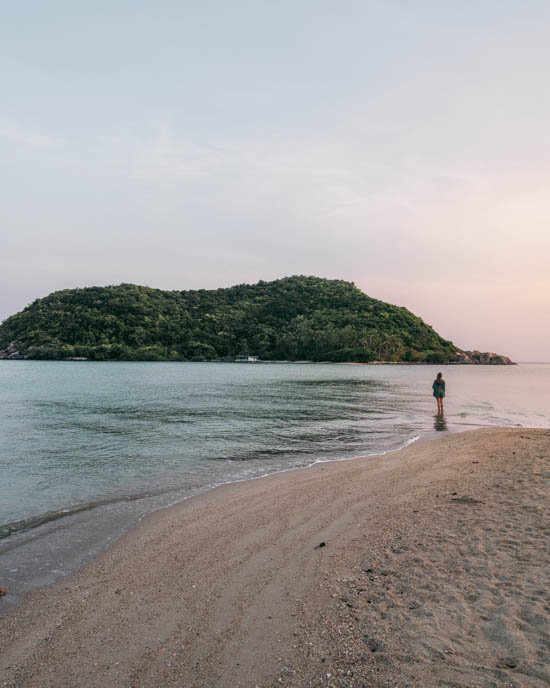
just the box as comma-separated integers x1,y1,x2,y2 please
0,121,59,150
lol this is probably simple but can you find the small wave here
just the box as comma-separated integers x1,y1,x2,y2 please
0,503,102,541
307,434,421,468
0,487,185,541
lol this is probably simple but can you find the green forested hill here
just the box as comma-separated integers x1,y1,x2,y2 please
0,276,457,362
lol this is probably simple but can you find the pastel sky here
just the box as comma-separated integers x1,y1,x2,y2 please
2,2,549,361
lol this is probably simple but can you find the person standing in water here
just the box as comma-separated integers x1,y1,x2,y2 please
432,372,445,414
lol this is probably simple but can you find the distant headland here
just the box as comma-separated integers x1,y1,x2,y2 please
0,276,514,364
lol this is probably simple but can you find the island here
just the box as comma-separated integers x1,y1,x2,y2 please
0,276,513,364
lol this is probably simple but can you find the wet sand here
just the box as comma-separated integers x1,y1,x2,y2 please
1,428,549,687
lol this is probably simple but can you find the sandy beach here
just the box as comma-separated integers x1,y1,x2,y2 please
1,427,549,687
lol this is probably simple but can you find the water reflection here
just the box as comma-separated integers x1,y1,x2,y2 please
434,414,448,432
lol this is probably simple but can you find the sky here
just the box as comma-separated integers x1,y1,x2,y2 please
1,1,549,361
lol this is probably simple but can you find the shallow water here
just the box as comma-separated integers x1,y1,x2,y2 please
1,361,549,607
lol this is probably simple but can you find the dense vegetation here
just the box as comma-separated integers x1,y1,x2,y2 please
0,276,458,362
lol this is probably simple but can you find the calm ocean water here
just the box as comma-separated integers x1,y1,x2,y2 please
1,361,549,608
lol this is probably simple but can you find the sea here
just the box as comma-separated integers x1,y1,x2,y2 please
1,360,549,610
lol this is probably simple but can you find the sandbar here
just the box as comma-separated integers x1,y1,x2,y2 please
0,428,549,687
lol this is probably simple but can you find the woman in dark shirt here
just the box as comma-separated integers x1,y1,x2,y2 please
432,372,445,414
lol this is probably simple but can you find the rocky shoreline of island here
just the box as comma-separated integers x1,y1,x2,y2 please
0,344,515,364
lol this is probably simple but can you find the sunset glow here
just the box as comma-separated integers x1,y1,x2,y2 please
2,2,549,360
